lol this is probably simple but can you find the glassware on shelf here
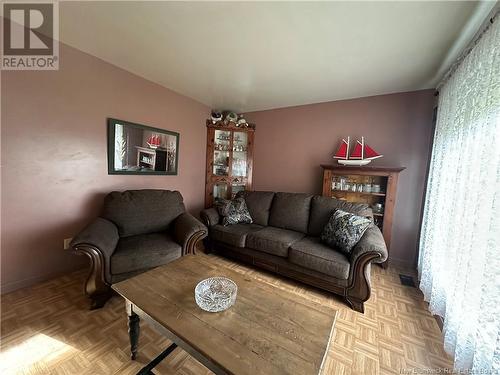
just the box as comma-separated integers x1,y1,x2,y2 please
339,176,348,190
372,184,381,193
213,151,229,176
232,158,247,177
214,129,231,159
363,183,372,193
233,144,247,152
372,203,384,214
215,131,231,141
215,143,231,151
331,177,338,190
233,131,247,152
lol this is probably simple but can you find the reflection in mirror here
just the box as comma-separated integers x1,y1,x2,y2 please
108,118,179,175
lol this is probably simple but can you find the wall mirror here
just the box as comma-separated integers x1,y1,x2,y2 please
107,118,179,175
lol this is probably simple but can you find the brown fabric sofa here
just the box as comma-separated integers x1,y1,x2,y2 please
200,191,388,313
71,190,207,309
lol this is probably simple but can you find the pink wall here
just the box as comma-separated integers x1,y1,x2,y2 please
244,90,435,268
1,44,209,293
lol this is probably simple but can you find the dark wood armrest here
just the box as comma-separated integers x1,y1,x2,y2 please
71,218,119,309
344,226,387,313
173,213,207,255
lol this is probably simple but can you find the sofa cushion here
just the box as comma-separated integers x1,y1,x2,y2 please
308,196,372,236
246,227,304,257
289,237,350,279
214,197,253,226
268,192,313,233
210,224,264,248
111,232,181,274
320,209,371,254
103,190,186,237
236,191,275,226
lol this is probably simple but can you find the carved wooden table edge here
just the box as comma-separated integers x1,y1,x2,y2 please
122,299,229,375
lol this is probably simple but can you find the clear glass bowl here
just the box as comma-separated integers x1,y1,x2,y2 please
195,277,237,312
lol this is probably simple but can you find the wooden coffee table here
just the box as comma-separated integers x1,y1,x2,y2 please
112,254,337,375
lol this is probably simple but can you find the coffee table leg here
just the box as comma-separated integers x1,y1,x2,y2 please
128,311,140,360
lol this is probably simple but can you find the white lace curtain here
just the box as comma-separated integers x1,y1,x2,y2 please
418,17,499,372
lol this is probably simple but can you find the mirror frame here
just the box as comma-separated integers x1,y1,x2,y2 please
107,118,180,175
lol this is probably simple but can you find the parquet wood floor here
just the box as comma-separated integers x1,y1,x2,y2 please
1,254,453,374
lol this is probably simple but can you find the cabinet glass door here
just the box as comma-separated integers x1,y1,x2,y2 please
232,131,248,177
213,182,229,200
213,129,231,176
231,183,245,198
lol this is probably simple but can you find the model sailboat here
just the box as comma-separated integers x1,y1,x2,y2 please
333,136,383,166
147,134,161,149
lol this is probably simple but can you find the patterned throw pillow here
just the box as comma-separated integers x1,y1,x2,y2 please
215,197,253,226
320,209,371,254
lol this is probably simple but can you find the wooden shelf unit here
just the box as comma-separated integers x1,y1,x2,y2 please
205,120,255,208
321,165,405,268
136,146,168,171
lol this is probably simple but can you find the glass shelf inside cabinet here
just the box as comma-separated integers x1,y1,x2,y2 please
232,131,248,177
214,129,231,150
213,129,231,176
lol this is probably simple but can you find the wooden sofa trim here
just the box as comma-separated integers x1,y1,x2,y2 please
345,251,382,313
185,230,208,255
73,244,112,310
209,240,380,313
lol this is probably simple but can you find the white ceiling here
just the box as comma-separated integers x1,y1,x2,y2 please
60,1,481,112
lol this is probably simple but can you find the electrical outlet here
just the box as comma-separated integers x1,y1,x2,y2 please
63,238,73,250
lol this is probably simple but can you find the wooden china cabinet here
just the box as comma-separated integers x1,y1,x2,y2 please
205,120,255,208
321,165,405,268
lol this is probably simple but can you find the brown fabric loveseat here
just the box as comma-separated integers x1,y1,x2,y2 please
200,191,388,313
71,190,207,309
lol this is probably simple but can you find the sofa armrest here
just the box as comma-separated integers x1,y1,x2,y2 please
71,217,119,260
344,225,388,312
350,225,388,265
173,213,207,255
200,207,220,227
70,218,119,294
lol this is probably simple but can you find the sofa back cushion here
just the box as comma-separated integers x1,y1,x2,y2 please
308,195,372,236
236,191,275,226
102,190,186,237
268,192,313,233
